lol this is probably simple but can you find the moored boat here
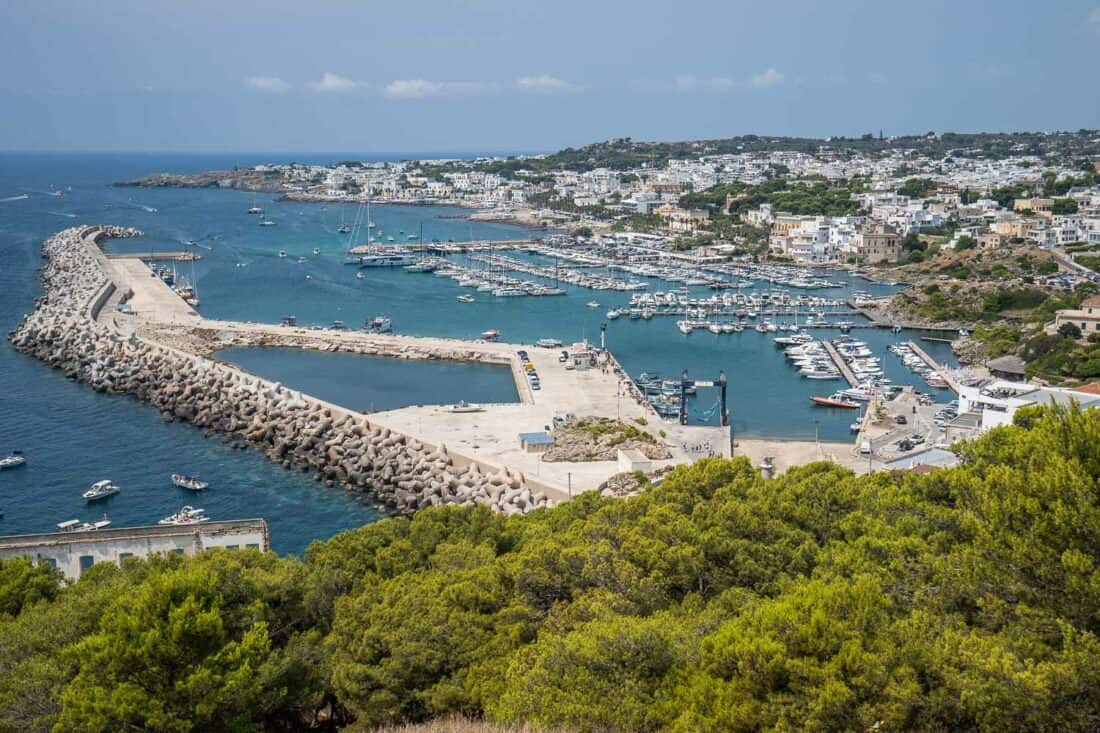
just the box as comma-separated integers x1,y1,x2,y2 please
810,394,861,409
83,479,120,501
171,473,208,491
158,505,209,526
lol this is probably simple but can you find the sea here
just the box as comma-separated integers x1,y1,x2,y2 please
0,152,957,553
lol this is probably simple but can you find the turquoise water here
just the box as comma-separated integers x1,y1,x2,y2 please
217,347,519,411
0,152,956,552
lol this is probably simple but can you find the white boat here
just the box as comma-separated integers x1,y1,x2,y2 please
247,205,263,215
158,506,209,526
586,301,600,308
492,287,526,297
535,338,563,348
171,473,208,491
0,450,25,469
606,309,621,320
57,517,111,532
456,294,475,303
278,250,287,258
259,217,275,227
83,479,120,501
481,329,500,341
677,320,693,335
312,247,320,255
356,271,365,280
448,401,484,413
358,254,416,268
365,316,393,333
337,224,351,234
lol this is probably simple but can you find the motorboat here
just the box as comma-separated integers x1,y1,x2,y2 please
247,205,263,215
456,294,475,303
606,309,621,320
83,479,120,501
312,247,321,255
158,506,209,526
586,301,600,308
535,338,563,348
365,316,393,333
172,473,208,491
810,394,861,409
278,250,287,258
0,450,25,469
481,329,500,341
337,224,351,233
57,517,112,532
259,217,275,227
448,401,484,413
358,254,417,268
356,271,365,280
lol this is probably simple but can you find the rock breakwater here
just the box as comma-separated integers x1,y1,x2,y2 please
9,227,549,516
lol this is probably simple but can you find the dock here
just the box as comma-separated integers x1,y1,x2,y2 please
906,341,959,392
106,251,201,261
821,340,859,387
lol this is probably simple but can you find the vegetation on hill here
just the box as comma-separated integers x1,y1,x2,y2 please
5,405,1100,730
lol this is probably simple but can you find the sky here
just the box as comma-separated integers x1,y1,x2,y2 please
1,0,1098,153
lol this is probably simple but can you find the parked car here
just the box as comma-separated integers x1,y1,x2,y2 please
895,414,908,425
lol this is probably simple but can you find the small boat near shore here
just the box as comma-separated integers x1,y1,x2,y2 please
481,329,500,341
158,506,209,526
448,401,484,413
810,394,861,409
0,450,26,469
83,479,120,501
171,473,208,491
57,516,112,532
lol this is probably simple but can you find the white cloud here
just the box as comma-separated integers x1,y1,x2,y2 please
244,76,290,94
750,68,785,89
675,75,736,92
309,72,364,93
516,75,574,93
384,79,493,98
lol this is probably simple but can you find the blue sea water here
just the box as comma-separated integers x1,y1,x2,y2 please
0,152,957,553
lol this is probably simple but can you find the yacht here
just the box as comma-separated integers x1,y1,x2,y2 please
0,450,25,469
492,287,526,297
171,473,208,491
83,479,120,501
456,294,475,303
358,254,417,268
158,506,209,526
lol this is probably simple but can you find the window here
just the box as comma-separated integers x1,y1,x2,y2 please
42,558,57,568
245,543,260,550
172,548,185,555
226,545,238,551
79,555,94,574
119,552,134,562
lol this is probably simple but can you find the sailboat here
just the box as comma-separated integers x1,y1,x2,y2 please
337,205,350,233
247,197,262,214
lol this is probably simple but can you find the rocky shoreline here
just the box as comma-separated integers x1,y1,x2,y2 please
9,227,550,517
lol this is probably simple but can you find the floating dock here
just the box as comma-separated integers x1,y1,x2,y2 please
906,341,960,392
821,340,859,387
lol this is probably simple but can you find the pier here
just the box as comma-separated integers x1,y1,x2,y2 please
906,341,960,393
821,340,859,387
106,251,201,261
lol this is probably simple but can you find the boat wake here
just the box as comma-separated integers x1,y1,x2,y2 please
0,193,29,202
47,211,78,218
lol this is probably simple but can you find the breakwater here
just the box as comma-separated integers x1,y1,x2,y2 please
9,226,551,516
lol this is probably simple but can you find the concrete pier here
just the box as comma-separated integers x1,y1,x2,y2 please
906,341,960,392
822,340,859,387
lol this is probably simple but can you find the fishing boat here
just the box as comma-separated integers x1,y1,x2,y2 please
456,294,475,303
481,329,500,342
171,473,208,491
810,394,861,409
158,506,209,526
83,479,120,501
0,450,26,469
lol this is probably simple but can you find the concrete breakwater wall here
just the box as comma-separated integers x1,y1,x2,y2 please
9,227,550,516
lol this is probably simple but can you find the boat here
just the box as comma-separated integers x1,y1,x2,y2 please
312,247,321,255
83,479,120,501
280,315,297,327
358,254,417,268
57,517,112,532
457,294,475,303
158,506,209,526
448,401,484,413
535,338,563,348
172,473,208,491
810,394,861,409
365,316,393,333
0,450,26,469
606,309,621,320
278,250,287,258
247,204,263,215
481,329,500,341
356,271,365,280
586,301,600,308
259,217,275,227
